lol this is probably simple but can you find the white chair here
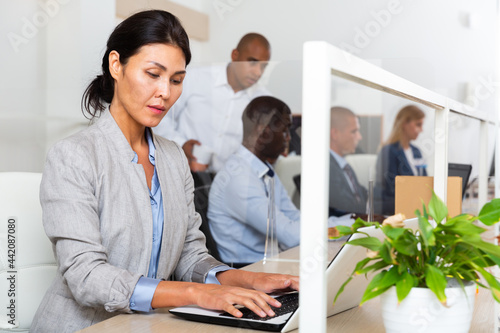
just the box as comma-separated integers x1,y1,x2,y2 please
274,155,301,208
0,172,57,332
344,154,377,190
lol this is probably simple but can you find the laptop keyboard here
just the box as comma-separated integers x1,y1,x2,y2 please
219,292,299,321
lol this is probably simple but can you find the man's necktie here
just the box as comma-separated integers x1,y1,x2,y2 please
344,163,361,203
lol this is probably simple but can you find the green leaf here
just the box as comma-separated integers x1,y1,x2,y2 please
333,276,353,304
392,232,418,256
473,264,500,303
424,264,448,304
379,240,395,264
422,201,429,219
360,271,392,305
428,191,448,224
459,235,500,266
442,214,473,227
425,245,437,266
335,225,354,236
352,218,375,231
379,267,401,289
334,257,373,304
397,260,409,275
347,236,382,251
396,271,415,302
439,220,486,237
356,259,390,275
383,225,406,241
353,257,372,272
416,210,435,247
477,198,500,226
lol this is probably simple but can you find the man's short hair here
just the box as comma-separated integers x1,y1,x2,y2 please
236,33,271,52
330,106,356,129
242,96,291,138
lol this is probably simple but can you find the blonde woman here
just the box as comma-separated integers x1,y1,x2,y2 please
374,105,427,215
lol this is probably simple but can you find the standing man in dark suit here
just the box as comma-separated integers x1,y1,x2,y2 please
328,107,367,215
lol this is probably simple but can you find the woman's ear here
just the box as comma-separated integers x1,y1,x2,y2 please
108,50,121,80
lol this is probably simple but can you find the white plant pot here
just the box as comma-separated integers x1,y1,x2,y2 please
380,282,476,333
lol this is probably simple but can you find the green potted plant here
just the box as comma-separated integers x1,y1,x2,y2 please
332,191,500,333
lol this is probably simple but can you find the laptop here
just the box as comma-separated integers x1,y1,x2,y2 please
448,163,472,199
170,218,419,332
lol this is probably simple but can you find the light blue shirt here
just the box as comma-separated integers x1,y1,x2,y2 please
130,129,229,312
208,146,302,264
330,149,347,169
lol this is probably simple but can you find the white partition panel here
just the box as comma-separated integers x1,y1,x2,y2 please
299,42,332,332
300,41,497,332
479,121,490,209
433,106,449,203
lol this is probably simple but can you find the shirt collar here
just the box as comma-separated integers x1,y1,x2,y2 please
131,128,156,165
214,64,229,88
330,149,347,169
236,145,274,179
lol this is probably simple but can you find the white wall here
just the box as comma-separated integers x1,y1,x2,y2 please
1,0,49,172
0,0,115,172
45,0,115,153
168,0,206,64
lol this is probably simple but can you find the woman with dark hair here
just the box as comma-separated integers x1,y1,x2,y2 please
374,105,427,215
31,10,297,332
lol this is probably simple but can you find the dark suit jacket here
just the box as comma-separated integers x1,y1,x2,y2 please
374,142,427,215
329,154,368,215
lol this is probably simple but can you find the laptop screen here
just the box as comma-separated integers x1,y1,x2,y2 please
448,163,472,199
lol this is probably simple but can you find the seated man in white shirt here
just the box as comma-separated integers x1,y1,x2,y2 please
208,96,353,265
154,33,271,173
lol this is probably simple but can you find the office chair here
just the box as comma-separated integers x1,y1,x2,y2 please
344,153,377,190
192,173,223,263
0,172,57,332
274,155,301,208
191,171,215,190
192,173,250,269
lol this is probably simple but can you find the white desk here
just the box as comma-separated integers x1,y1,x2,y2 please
78,241,495,333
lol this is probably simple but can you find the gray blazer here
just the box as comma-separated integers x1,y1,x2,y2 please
31,112,222,332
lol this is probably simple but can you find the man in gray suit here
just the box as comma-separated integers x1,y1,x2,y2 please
328,106,368,215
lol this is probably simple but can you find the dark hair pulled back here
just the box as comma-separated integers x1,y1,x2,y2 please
81,10,191,119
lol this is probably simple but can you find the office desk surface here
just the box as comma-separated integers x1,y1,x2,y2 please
78,241,495,333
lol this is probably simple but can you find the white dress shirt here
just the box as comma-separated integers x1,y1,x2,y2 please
154,64,270,173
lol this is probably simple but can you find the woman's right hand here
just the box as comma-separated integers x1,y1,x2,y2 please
151,281,280,318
